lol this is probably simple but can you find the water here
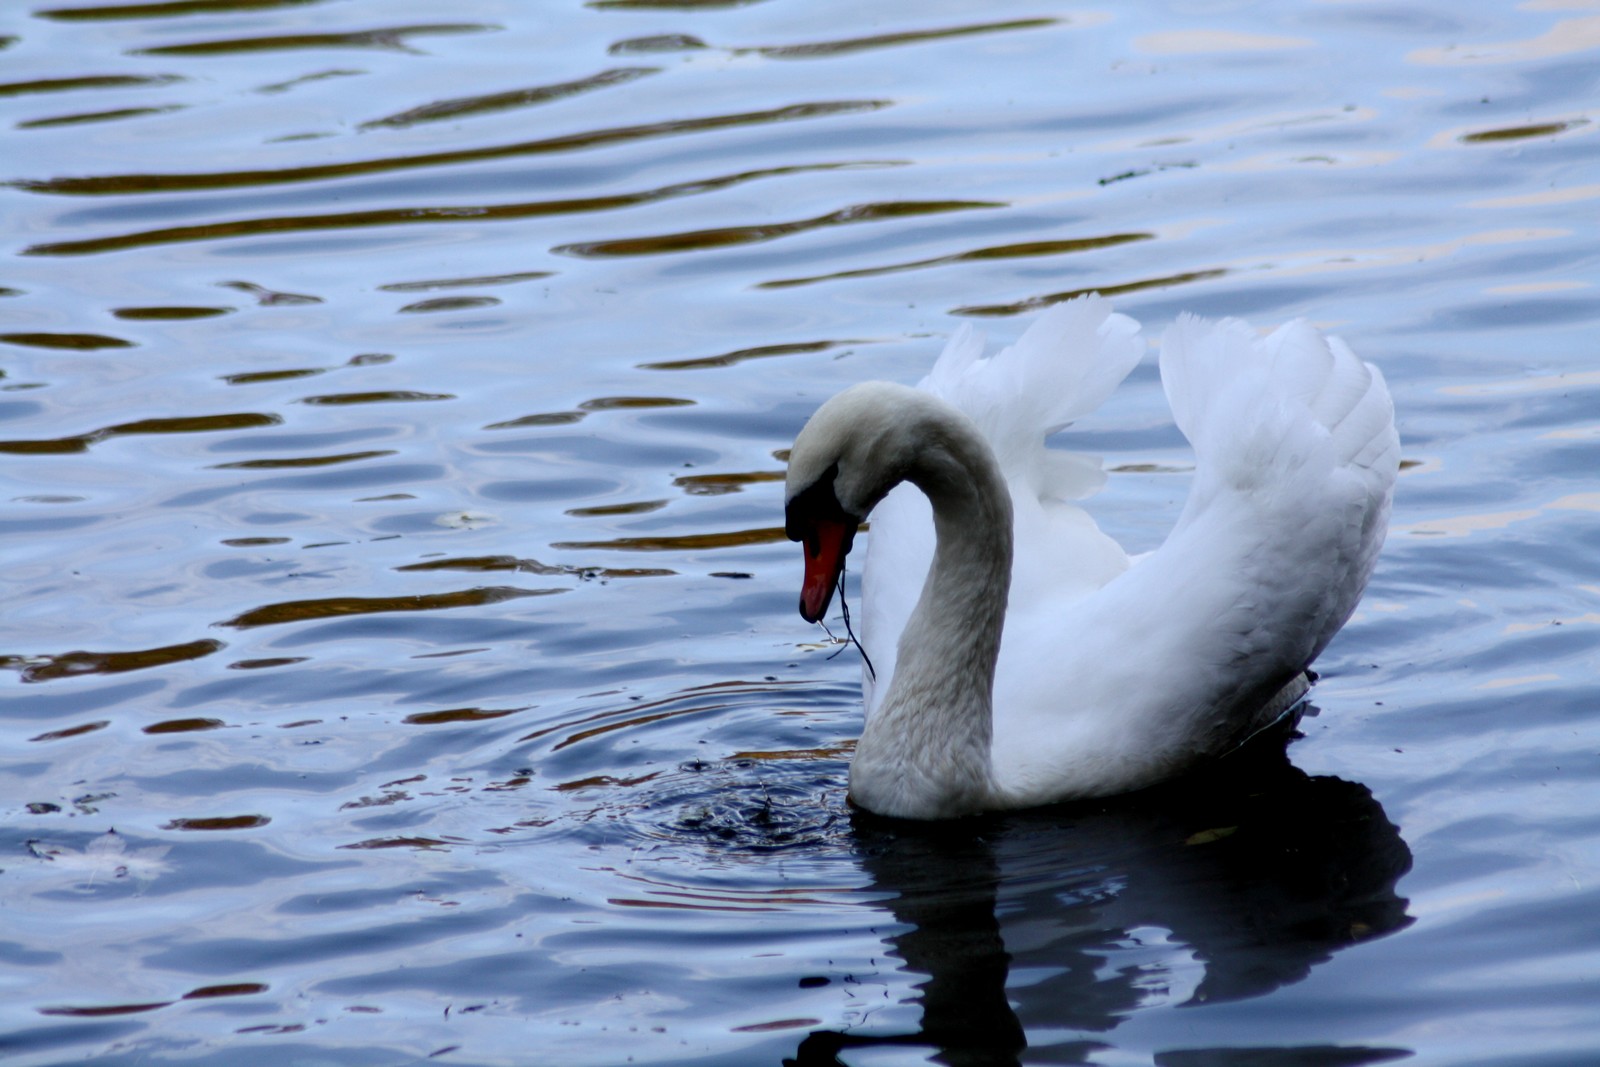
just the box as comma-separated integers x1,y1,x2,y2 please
2,1,1597,1063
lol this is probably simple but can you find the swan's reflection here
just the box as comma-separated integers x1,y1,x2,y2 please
789,735,1412,1066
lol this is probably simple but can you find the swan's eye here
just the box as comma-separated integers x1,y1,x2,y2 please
785,462,848,551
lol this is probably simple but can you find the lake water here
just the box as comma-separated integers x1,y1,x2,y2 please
2,1,1598,1064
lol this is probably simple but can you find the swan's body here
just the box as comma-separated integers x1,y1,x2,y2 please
784,296,1398,820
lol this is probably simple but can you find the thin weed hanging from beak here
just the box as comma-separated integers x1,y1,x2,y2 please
820,558,875,682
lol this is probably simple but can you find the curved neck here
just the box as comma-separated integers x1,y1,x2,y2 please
849,408,1013,819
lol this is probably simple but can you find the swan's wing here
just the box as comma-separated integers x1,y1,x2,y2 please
930,296,1143,630
1159,316,1399,664
990,315,1398,803
861,296,1143,716
922,295,1144,499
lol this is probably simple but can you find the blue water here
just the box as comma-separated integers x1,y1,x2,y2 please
2,1,1598,1064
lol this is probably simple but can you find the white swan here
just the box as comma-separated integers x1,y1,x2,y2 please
784,296,1399,820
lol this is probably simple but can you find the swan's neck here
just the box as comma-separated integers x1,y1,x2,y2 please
849,414,1013,819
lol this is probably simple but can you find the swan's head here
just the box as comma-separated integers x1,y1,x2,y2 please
785,381,930,622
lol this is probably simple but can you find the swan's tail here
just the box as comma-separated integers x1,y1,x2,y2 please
921,295,1144,502
1159,315,1399,658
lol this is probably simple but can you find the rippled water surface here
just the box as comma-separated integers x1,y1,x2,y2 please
3,0,1598,1063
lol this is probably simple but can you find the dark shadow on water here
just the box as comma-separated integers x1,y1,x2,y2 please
788,732,1414,1066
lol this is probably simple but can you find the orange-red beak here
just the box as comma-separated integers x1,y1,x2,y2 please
787,464,858,623
798,516,852,623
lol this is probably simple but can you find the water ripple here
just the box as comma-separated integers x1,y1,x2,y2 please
22,160,900,255
4,0,1599,1061
360,67,660,130
133,23,495,57
14,100,891,196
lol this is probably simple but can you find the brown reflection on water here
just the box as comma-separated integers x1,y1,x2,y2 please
954,268,1229,317
579,395,695,410
299,390,452,405
218,585,563,629
36,0,323,20
566,500,670,517
338,835,454,850
28,720,112,742
673,470,783,495
397,296,499,314
219,280,322,305
39,1002,174,1018
209,449,396,470
744,17,1058,60
0,73,182,95
758,232,1154,289
609,33,707,55
18,105,184,129
1459,118,1590,144
555,771,664,791
112,305,231,320
485,410,587,428
361,66,659,130
219,367,323,385
551,525,788,551
379,269,551,292
24,161,896,256
396,554,674,580
256,67,361,94
143,717,226,734
0,411,279,455
731,742,854,761
612,16,1066,62
164,815,272,831
230,657,307,670
222,352,388,385
16,100,889,195
3,639,226,684
183,983,268,1000
132,22,492,58
403,707,527,725
1,331,133,349
555,199,1003,258
639,337,875,371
